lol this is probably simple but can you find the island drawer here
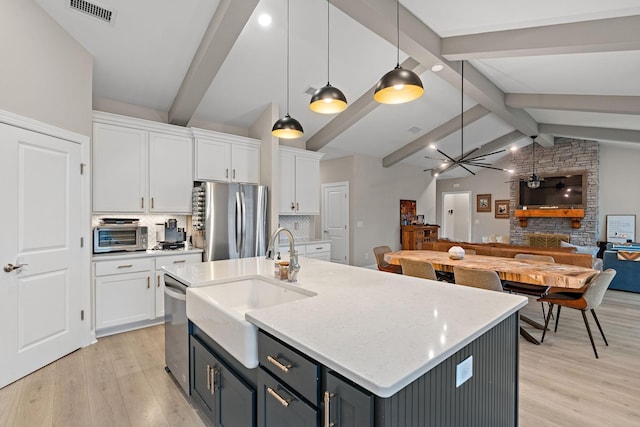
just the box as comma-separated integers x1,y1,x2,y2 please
94,257,153,276
258,331,320,405
154,253,202,269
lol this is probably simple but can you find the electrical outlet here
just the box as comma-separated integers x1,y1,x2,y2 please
456,356,473,388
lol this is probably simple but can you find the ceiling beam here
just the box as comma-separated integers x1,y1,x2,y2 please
505,93,640,115
331,0,541,140
306,58,426,152
168,0,259,126
442,15,640,60
431,130,525,176
539,123,640,144
383,104,490,167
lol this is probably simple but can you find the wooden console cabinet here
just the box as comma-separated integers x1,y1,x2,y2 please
401,225,439,250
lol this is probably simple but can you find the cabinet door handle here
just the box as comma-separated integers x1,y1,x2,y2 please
206,365,211,391
232,169,236,179
141,197,144,209
117,264,133,269
172,260,186,264
226,168,229,178
296,202,299,211
147,276,150,289
267,387,290,408
210,366,217,395
324,391,336,427
266,355,292,373
151,197,154,209
291,202,295,211
157,275,160,288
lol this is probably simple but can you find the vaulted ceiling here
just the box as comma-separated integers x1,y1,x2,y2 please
35,0,640,178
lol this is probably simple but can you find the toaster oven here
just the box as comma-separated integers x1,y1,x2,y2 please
93,225,148,253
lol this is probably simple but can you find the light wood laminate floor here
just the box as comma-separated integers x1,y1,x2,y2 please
1,290,640,426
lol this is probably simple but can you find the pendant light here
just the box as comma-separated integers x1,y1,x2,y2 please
309,0,347,114
374,0,424,104
272,0,304,139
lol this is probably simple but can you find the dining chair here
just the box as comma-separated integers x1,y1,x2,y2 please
503,253,556,319
537,269,616,358
454,266,541,344
373,246,402,274
400,258,438,280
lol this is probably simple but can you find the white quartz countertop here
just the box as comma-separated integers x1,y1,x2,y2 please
92,248,202,261
164,257,527,398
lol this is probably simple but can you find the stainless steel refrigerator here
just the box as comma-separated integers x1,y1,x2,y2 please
192,182,268,261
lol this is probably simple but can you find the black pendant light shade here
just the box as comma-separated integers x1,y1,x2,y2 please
309,0,347,114
310,84,347,113
374,65,424,104
374,0,424,105
272,114,304,139
272,0,303,139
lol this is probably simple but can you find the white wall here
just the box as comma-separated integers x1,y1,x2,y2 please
320,154,436,266
599,142,640,242
436,166,511,242
0,0,93,136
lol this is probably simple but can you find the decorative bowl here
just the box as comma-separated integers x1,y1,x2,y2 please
448,246,465,260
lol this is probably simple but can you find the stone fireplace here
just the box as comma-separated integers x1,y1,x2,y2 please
509,138,599,246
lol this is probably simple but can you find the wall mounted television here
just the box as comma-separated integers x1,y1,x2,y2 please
518,173,586,208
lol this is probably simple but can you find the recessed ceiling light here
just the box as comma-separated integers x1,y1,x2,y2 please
258,13,272,27
510,146,518,152
431,64,444,72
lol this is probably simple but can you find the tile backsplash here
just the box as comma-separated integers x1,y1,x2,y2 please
278,215,315,241
92,214,188,249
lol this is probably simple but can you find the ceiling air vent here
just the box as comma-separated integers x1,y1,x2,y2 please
69,0,113,23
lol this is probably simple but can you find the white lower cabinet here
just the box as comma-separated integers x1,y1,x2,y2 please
94,252,201,336
278,242,331,262
95,258,155,331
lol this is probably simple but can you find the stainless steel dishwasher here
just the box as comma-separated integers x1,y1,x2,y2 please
164,274,190,395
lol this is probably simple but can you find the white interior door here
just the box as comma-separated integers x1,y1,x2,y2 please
442,192,472,242
0,123,83,388
322,182,349,264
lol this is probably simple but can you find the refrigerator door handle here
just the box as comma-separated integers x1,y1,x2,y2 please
239,189,247,256
235,191,242,255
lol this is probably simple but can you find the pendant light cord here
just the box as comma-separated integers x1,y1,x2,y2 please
286,0,290,115
396,0,400,66
461,61,464,158
327,0,330,84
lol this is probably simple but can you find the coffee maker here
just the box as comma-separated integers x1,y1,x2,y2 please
157,219,186,250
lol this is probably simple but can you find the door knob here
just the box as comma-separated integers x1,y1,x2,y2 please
4,263,27,272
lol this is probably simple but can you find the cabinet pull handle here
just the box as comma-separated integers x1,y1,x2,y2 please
141,197,144,209
291,202,295,211
267,355,292,373
117,264,133,269
147,276,150,289
210,366,217,395
173,260,186,264
267,387,290,408
151,197,154,208
316,247,323,250
226,168,229,178
206,365,211,391
324,391,335,427
296,202,299,211
232,169,236,179
157,275,160,288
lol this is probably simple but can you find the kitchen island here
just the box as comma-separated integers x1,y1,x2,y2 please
164,257,527,426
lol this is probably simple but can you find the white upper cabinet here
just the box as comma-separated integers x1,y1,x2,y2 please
92,122,147,212
148,132,193,213
279,146,324,215
193,128,260,184
92,112,193,214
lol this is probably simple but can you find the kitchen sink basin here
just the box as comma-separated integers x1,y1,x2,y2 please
186,276,316,369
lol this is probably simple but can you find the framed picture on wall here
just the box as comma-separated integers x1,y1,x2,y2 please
400,199,417,226
495,200,510,218
477,194,491,212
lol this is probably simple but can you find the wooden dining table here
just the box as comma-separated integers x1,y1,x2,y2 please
385,250,598,289
385,250,600,345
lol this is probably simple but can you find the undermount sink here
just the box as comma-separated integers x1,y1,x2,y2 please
186,276,316,369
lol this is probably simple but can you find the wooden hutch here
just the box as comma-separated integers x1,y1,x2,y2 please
401,225,439,250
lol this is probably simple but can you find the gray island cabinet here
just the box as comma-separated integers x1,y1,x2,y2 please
165,257,526,427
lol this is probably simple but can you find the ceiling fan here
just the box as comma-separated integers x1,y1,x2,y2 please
424,61,507,176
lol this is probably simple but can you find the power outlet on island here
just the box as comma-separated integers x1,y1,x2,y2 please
456,355,473,388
